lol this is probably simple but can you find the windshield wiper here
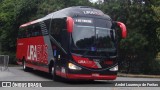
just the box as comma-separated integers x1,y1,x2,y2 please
72,48,116,59
82,55,107,59
81,49,109,59
96,48,116,52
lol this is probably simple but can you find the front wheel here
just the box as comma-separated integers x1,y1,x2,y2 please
51,62,61,81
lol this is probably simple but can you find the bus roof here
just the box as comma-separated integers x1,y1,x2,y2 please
20,6,111,28
46,6,111,20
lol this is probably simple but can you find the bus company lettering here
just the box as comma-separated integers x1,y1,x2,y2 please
75,19,92,23
78,60,92,64
83,11,102,15
27,45,48,61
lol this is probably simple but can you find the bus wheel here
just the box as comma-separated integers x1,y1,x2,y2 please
51,63,60,81
22,60,29,71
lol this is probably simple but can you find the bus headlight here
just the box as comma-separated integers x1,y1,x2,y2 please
68,63,82,70
109,65,118,71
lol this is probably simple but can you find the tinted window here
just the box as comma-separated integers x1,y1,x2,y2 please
50,19,66,43
18,23,43,38
18,27,27,38
72,17,116,51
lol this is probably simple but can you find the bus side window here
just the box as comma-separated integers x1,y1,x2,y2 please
32,25,36,37
51,20,61,42
27,25,32,37
33,23,40,36
23,27,27,38
31,23,42,37
36,24,42,36
18,28,23,38
50,19,68,53
18,27,27,38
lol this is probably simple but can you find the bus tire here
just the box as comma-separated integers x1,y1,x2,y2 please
22,59,30,71
51,62,60,81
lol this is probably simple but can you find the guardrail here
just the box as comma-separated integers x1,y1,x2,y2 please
0,55,9,71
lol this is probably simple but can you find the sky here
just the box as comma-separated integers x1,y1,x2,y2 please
89,0,98,3
89,0,104,3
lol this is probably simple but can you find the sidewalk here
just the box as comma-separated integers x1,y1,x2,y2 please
118,73,160,78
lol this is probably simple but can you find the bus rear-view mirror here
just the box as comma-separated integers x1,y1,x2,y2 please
117,22,127,39
67,17,74,33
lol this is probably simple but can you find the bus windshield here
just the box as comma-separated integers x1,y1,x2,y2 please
72,17,116,54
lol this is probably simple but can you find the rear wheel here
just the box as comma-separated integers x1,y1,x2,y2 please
22,59,30,71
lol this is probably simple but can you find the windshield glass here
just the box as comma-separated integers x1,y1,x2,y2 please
71,17,116,55
72,25,95,49
95,27,115,51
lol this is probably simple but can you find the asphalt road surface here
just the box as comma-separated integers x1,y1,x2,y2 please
0,66,160,90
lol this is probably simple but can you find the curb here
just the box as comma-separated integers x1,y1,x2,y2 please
118,73,160,78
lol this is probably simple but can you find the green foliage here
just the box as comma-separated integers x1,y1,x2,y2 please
36,0,92,18
98,0,160,74
0,0,40,51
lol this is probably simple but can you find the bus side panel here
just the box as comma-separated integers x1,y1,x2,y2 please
16,38,28,65
25,36,46,65
17,36,49,67
24,36,53,73
43,36,54,65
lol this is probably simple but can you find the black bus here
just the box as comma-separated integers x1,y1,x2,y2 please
17,6,127,81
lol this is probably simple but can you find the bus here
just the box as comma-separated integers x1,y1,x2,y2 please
16,6,127,81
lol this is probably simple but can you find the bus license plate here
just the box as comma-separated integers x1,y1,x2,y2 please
92,73,99,76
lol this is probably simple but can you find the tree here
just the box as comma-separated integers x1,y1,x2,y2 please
0,0,40,52
99,0,160,74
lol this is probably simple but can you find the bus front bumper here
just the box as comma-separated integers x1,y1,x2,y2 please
66,73,117,80
56,70,117,80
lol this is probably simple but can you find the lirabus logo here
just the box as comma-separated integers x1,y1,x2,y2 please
27,45,37,60
27,45,48,61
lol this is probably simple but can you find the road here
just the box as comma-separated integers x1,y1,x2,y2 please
0,67,160,90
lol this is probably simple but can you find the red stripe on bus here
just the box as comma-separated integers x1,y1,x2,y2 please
66,73,117,80
72,55,98,68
